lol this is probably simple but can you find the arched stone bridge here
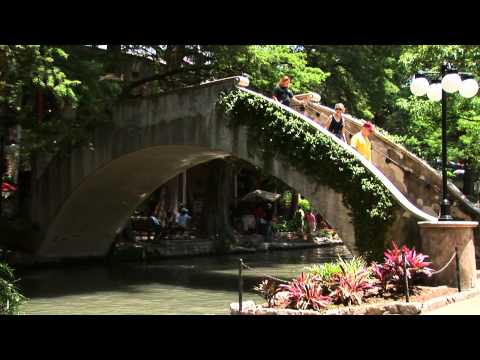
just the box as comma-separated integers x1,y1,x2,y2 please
28,77,438,260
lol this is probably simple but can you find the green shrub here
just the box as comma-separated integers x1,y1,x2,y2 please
0,262,27,315
298,198,311,212
317,229,333,238
337,256,370,277
291,210,304,232
272,219,298,233
305,256,369,284
305,262,342,282
272,220,289,233
279,191,292,209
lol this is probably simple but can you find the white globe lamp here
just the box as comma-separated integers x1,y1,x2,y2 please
459,78,479,98
410,77,429,96
441,72,462,93
427,83,442,102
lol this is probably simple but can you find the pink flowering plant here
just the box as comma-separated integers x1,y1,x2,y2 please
277,272,331,311
253,243,435,312
372,242,434,292
330,265,377,306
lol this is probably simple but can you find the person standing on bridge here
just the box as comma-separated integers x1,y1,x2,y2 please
272,75,305,108
350,121,374,162
324,103,347,142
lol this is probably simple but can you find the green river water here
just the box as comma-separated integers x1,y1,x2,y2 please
17,245,352,315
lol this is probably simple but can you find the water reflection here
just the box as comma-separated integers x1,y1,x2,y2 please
18,245,351,315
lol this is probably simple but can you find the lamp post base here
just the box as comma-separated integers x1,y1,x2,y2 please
418,221,478,289
439,199,453,221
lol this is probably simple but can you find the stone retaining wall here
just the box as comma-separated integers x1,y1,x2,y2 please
148,240,215,257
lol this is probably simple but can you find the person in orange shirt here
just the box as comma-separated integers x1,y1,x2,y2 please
350,121,374,162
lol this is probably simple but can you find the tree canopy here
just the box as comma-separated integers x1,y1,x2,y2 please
1,44,480,194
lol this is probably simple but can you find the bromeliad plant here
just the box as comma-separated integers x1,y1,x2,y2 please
305,256,367,284
306,256,376,306
254,279,279,307
277,273,331,311
330,265,376,306
254,245,435,312
305,262,342,284
337,256,368,276
372,242,434,292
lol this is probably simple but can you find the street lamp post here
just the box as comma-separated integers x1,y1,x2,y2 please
410,61,479,221
440,63,452,220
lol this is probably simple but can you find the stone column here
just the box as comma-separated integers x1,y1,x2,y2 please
182,170,187,206
418,221,478,289
233,167,238,208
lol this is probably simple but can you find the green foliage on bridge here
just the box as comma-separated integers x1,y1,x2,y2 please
218,89,396,257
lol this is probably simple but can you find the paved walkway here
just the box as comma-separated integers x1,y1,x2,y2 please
425,271,480,315
426,295,480,315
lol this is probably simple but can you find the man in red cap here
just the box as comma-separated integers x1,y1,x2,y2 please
350,121,375,162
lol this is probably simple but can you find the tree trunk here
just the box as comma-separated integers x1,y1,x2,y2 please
165,45,186,71
463,161,474,198
106,45,122,75
17,169,31,220
36,89,44,122
290,190,298,218
204,159,234,251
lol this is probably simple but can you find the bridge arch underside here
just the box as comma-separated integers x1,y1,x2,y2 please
32,96,420,259
40,145,228,258
38,140,364,259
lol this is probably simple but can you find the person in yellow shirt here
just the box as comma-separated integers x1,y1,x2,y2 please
350,121,374,162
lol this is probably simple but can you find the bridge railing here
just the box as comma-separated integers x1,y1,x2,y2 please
235,85,437,223
296,98,480,220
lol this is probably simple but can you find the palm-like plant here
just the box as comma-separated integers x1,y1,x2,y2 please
0,262,27,315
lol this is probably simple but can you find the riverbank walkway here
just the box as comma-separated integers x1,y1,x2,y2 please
426,295,480,315
425,271,480,315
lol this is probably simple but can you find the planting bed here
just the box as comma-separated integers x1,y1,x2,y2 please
230,243,473,315
230,285,463,315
